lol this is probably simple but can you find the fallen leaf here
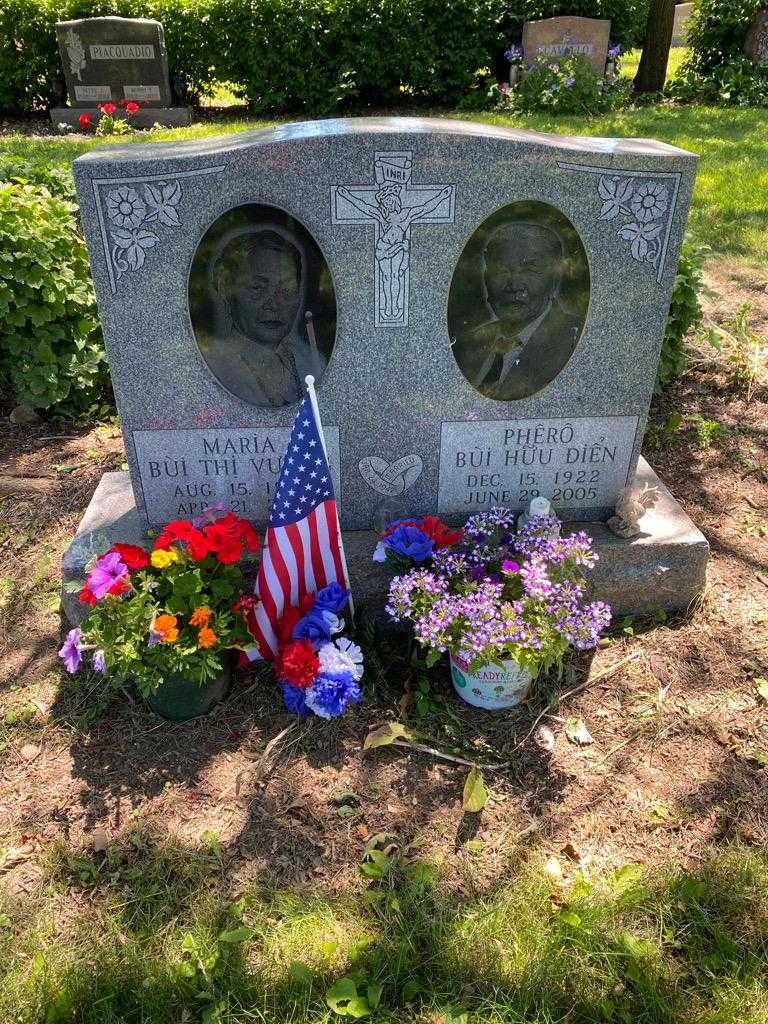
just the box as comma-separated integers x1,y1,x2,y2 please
534,725,556,750
19,743,39,762
462,766,488,813
0,845,34,874
363,721,410,750
91,828,109,853
544,855,563,880
565,718,594,746
561,842,583,864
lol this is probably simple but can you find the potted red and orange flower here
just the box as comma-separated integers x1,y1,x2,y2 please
60,508,260,720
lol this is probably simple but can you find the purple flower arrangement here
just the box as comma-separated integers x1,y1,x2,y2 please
274,584,364,719
386,509,611,676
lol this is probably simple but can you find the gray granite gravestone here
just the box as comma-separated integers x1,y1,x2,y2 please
744,10,768,64
671,3,693,47
51,17,191,128
62,118,708,619
522,16,611,75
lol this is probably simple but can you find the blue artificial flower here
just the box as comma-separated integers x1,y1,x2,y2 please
281,682,309,716
305,671,361,719
384,525,435,563
293,606,338,645
314,581,350,615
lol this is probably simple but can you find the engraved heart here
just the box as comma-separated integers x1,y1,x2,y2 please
358,454,423,497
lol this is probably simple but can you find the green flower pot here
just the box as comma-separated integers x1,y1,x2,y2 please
146,661,232,722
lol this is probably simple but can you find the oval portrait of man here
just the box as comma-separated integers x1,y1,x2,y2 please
448,201,590,401
189,204,336,408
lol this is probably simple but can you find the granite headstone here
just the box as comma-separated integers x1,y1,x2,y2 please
522,16,611,75
671,3,693,47
744,9,768,65
70,117,698,536
51,17,191,128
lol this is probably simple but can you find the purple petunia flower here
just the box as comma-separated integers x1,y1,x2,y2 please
564,76,576,87
58,627,83,674
86,551,128,600
502,560,520,573
191,501,228,529
91,649,106,675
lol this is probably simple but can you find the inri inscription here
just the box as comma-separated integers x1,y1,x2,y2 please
438,416,638,515
133,427,341,524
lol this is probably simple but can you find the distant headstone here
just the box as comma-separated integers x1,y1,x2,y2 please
671,3,693,47
744,9,768,65
62,118,709,620
522,16,611,75
51,17,191,128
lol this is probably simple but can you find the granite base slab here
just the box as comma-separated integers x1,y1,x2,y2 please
51,106,192,129
61,460,709,626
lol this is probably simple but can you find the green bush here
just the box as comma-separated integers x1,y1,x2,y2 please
1,0,648,115
0,181,110,414
673,0,767,105
513,53,630,114
655,239,708,392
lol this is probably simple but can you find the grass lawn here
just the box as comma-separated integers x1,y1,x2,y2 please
4,101,767,264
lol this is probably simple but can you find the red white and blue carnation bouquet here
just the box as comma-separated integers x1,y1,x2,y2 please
272,583,363,718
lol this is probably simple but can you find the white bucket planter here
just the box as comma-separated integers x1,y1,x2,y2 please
449,653,533,710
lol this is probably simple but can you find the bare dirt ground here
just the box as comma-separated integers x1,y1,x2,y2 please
1,262,767,901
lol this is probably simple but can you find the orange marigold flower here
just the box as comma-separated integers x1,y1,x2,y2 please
198,626,217,648
154,613,178,633
189,606,211,628
161,628,179,644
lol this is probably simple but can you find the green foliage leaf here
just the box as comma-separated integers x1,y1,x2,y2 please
326,977,370,1017
218,926,252,944
462,766,487,813
289,961,313,984
363,721,410,750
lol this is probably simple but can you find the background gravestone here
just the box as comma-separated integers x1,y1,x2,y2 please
671,3,693,47
51,17,191,128
521,16,611,75
744,10,768,64
63,118,708,617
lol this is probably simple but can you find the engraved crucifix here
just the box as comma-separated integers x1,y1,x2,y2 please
331,151,455,328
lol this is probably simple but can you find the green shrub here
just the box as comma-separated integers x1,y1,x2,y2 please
0,181,110,414
673,0,767,105
513,53,630,114
1,0,648,115
655,239,708,392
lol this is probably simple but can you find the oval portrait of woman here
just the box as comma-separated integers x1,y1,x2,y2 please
448,201,590,401
189,205,336,408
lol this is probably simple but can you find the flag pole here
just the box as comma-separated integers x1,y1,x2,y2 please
304,369,356,620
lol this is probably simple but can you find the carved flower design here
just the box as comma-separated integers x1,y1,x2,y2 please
111,227,160,272
143,180,182,226
106,187,147,229
630,181,669,223
597,175,634,220
618,221,664,262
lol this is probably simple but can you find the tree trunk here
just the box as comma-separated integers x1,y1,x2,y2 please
634,0,676,93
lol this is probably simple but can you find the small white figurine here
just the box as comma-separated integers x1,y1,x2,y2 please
607,483,661,538
517,495,560,536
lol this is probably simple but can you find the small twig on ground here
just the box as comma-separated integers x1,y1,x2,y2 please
390,738,497,769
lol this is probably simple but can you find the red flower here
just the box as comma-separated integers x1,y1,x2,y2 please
99,102,117,115
420,516,464,550
107,577,130,597
202,513,259,564
276,639,320,688
78,113,91,128
276,593,316,646
153,519,210,559
118,98,127,107
381,519,420,540
233,595,258,615
79,584,97,606
125,101,140,114
107,543,150,570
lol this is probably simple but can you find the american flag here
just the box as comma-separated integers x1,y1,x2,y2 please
248,389,348,658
